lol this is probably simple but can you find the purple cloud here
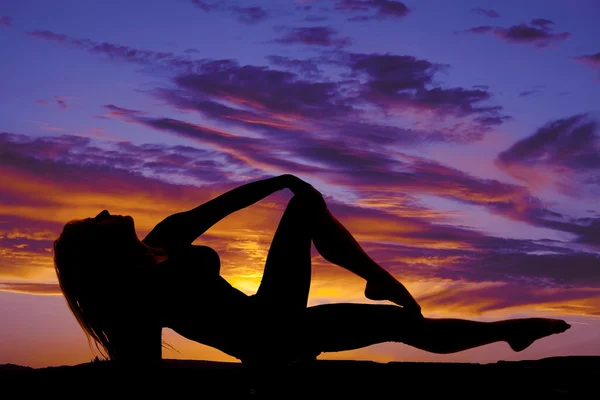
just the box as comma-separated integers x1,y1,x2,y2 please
29,29,509,137
574,52,600,67
0,131,246,186
346,53,508,126
27,30,200,70
471,8,501,18
152,53,505,147
54,96,68,110
88,42,177,64
137,117,324,175
28,30,71,43
334,0,411,21
190,1,270,24
321,199,600,289
0,16,12,27
170,60,353,118
462,25,493,34
518,85,544,98
266,55,323,77
418,282,600,314
492,114,600,246
498,23,570,47
573,52,600,80
273,26,351,47
154,84,452,150
104,104,146,117
290,140,600,249
458,19,571,48
436,251,600,288
120,102,600,249
519,90,537,97
34,96,70,110
190,0,217,12
497,114,600,184
531,18,554,28
231,6,269,24
128,87,493,183
3,131,600,293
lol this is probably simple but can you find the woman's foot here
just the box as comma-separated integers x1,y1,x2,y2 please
506,318,571,352
365,279,422,315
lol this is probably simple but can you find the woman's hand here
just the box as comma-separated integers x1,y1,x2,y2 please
280,174,326,208
280,174,308,195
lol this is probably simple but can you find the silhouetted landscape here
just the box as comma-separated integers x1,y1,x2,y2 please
2,1,600,393
2,356,599,396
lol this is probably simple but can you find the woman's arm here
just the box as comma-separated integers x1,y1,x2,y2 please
143,175,294,250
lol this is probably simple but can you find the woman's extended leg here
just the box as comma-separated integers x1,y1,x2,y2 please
303,303,571,355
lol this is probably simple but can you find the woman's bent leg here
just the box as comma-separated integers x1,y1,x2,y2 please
256,191,420,312
306,200,420,311
255,195,313,313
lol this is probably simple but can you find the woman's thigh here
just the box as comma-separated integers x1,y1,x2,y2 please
255,196,313,313
237,295,321,367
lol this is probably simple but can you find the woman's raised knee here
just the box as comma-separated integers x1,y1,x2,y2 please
289,192,327,212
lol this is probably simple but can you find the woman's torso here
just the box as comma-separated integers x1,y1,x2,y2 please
157,244,251,358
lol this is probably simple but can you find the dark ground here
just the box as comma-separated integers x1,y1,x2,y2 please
1,356,599,397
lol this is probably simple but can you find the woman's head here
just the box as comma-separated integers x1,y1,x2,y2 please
53,210,165,361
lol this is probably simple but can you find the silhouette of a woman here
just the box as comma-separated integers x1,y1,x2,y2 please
53,174,570,367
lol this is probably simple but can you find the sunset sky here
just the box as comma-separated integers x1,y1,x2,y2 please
1,0,600,368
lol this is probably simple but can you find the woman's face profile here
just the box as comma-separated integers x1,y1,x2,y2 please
93,209,136,236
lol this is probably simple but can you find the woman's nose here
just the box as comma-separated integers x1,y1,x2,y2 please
95,210,110,220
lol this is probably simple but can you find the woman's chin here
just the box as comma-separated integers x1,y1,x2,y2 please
125,215,135,226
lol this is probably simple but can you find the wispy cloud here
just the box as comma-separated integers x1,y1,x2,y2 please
27,30,600,252
28,29,510,140
573,52,600,67
573,52,600,80
190,1,271,24
273,26,352,47
27,30,201,70
231,6,270,24
334,0,412,21
34,96,71,110
19,20,600,319
457,18,570,48
0,16,12,27
471,8,501,19
496,114,600,194
2,131,599,315
345,52,509,127
0,282,61,295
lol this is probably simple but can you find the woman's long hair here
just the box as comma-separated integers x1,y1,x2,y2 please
53,216,167,363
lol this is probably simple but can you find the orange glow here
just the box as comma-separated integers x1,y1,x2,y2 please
0,282,61,296
2,158,599,368
0,246,56,281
